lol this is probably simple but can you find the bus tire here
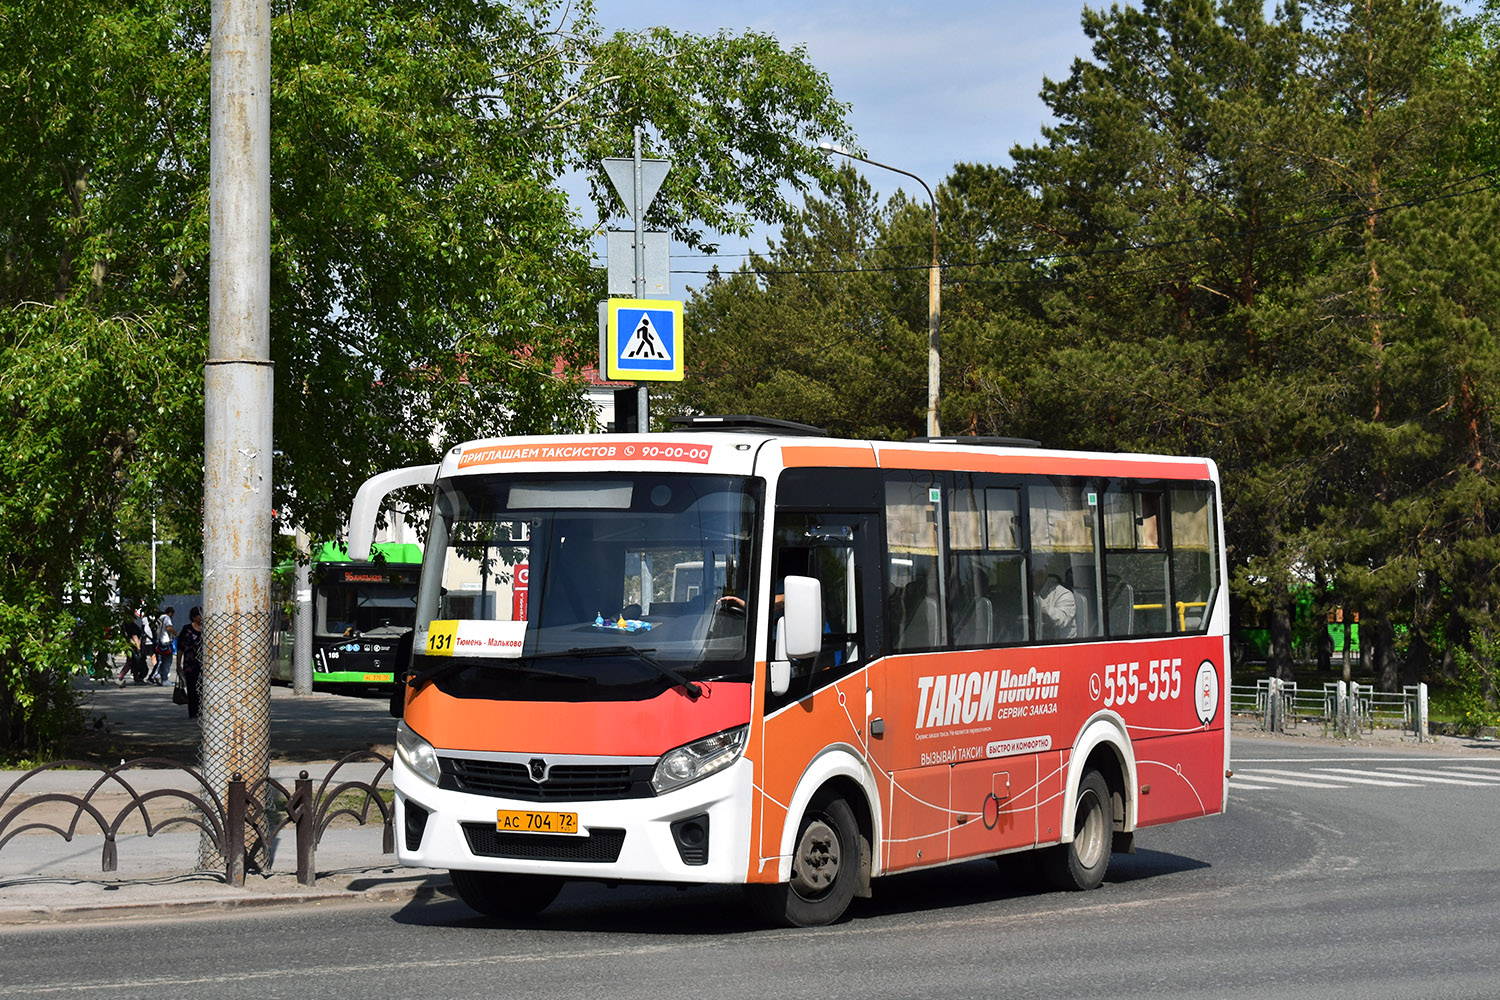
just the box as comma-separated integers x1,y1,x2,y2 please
449,870,562,917
1045,769,1112,891
745,793,864,927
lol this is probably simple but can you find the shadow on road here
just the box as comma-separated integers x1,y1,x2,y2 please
65,677,397,764
1105,846,1212,883
388,849,1212,935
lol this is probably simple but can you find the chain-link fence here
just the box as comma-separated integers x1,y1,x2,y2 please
197,610,274,871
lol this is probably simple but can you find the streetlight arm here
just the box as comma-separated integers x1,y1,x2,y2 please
817,143,936,229
817,142,942,436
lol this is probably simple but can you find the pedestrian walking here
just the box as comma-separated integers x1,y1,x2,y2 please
152,607,178,685
118,606,150,687
177,606,204,719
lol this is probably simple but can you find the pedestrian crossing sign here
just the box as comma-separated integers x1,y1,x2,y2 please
602,298,684,382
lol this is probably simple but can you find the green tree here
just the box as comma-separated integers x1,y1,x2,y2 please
945,0,1500,689
675,0,1500,698
962,0,1335,676
0,0,850,754
664,166,931,439
1264,0,1498,687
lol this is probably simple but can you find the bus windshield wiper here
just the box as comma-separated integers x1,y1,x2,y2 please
406,657,594,690
539,645,703,699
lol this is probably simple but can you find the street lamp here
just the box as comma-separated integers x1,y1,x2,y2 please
818,142,941,436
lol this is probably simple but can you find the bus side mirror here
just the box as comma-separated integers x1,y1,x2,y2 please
781,575,823,660
769,661,791,697
348,463,439,561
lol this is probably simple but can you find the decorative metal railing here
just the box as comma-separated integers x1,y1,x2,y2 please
0,750,393,886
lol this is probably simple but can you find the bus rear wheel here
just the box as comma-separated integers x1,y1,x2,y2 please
746,794,864,927
1044,769,1113,891
450,870,562,917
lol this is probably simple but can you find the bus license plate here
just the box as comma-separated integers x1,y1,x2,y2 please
496,809,578,835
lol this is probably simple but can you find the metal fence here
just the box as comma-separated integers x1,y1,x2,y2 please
0,751,392,886
1228,678,1428,740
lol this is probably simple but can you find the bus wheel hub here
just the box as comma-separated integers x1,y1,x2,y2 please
791,818,840,894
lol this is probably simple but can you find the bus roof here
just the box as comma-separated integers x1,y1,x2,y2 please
315,540,422,565
442,421,1216,483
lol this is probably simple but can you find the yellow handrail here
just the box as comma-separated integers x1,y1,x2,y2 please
1176,601,1207,630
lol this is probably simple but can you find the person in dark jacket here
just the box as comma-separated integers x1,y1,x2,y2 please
177,607,205,718
119,607,149,687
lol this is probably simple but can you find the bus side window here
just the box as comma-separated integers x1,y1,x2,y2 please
1028,482,1100,640
1103,488,1170,637
1170,486,1219,633
767,513,868,696
886,476,945,652
948,479,1023,647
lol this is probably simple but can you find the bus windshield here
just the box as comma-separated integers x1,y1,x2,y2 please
415,472,760,698
316,576,419,639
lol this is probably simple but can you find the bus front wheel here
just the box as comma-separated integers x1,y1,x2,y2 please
450,870,562,917
746,793,865,927
1045,769,1113,891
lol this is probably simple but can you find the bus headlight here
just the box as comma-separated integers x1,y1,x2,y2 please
396,721,441,786
652,725,748,795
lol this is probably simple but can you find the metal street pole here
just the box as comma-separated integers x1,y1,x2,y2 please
293,527,313,696
203,0,273,871
818,144,941,436
632,126,649,433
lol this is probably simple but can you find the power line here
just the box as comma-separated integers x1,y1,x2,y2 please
665,168,1500,283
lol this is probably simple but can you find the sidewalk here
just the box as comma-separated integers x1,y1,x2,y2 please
0,826,450,925
64,672,401,764
1227,710,1500,755
0,678,449,925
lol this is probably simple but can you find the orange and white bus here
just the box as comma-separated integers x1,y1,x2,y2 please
349,415,1229,926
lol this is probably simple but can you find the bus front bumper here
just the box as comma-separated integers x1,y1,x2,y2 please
392,754,755,885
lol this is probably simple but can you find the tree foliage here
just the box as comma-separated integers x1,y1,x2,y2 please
682,0,1500,691
663,166,929,438
0,0,850,753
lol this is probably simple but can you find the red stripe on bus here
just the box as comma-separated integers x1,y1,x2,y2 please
876,449,1212,480
781,445,878,468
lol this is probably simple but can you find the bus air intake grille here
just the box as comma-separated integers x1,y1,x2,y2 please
439,758,654,801
461,824,626,863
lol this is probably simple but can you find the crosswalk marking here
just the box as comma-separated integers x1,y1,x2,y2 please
1229,761,1500,793
1372,767,1496,786
1435,766,1500,781
1232,769,1346,788
1307,767,1424,787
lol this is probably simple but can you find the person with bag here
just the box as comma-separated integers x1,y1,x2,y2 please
119,606,150,687
175,606,204,718
152,607,177,686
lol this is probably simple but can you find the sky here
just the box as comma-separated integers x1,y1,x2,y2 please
584,0,1488,296
584,1,1100,295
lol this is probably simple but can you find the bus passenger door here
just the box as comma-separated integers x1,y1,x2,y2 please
866,474,956,872
759,511,883,879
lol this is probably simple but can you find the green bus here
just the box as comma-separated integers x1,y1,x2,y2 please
273,541,421,690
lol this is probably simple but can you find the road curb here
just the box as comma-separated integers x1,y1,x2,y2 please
0,872,451,926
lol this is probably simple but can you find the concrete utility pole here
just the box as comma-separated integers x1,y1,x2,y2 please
202,0,273,870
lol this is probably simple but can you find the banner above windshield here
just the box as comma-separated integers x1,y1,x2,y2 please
457,441,715,469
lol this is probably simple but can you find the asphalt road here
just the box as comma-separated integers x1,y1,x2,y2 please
3,737,1497,999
